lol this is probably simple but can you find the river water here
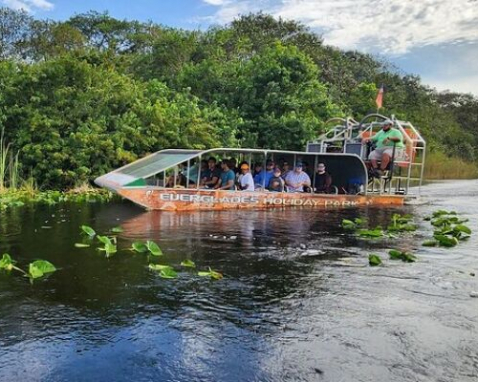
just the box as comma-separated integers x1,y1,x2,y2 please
0,181,477,382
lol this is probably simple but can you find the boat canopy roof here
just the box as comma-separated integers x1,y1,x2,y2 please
95,148,366,191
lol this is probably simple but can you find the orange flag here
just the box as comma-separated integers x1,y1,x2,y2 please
375,84,384,109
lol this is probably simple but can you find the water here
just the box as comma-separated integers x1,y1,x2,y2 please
1,181,477,382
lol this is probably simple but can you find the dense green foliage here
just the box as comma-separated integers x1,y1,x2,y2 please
0,9,477,188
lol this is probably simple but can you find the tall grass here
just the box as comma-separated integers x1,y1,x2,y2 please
425,151,478,180
0,129,10,192
0,129,21,192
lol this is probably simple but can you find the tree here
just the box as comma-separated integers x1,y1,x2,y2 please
0,7,33,59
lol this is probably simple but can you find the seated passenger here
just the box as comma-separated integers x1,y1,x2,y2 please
281,161,291,180
166,172,186,188
254,160,275,189
314,163,332,193
302,161,313,179
201,157,221,188
268,168,285,192
237,163,254,191
363,119,405,177
214,160,236,190
229,157,239,175
285,162,311,192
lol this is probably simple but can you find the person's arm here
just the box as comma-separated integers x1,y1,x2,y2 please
214,177,222,189
285,175,295,188
219,179,234,190
326,174,332,188
218,172,234,190
386,130,403,143
302,174,311,187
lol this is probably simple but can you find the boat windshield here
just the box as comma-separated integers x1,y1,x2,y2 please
95,150,201,190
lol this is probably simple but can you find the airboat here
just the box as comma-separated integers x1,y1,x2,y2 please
95,114,426,211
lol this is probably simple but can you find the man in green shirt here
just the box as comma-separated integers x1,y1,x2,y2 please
364,120,404,177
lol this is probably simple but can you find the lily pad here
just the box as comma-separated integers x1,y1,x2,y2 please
159,268,178,279
148,264,173,271
28,260,56,279
358,228,384,238
111,227,123,233
434,234,459,247
97,235,113,245
422,240,438,247
368,254,382,266
180,260,196,268
0,253,15,271
454,224,471,235
198,267,223,280
341,219,356,230
354,218,367,227
388,249,403,260
146,240,163,256
131,241,148,253
81,225,96,237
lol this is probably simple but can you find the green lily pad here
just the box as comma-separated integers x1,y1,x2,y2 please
341,219,356,230
0,253,15,271
434,234,459,247
422,240,438,247
81,225,96,237
28,260,56,279
388,249,403,260
111,227,123,233
131,241,148,253
97,235,112,245
148,264,173,271
146,240,163,256
180,259,196,268
358,228,384,238
198,267,223,280
368,254,382,266
159,268,178,279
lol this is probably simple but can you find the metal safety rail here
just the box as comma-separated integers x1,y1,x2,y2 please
306,114,426,195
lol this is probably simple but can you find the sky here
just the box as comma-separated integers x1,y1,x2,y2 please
2,0,478,95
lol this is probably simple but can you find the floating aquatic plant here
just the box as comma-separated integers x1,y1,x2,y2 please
341,218,367,230
130,241,148,253
74,243,90,248
148,264,177,279
358,227,384,238
422,239,438,247
81,225,96,237
387,213,417,232
198,267,223,280
388,249,417,263
148,264,173,271
28,260,56,280
0,253,25,273
368,254,382,266
111,227,123,233
146,240,163,256
180,260,196,268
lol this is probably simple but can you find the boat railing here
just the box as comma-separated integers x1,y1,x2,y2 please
307,114,426,196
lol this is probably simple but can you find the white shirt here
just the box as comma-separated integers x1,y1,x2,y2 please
240,172,255,191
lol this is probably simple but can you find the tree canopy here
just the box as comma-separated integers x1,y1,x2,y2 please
0,8,477,188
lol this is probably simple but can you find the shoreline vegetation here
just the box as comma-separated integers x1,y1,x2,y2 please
0,9,477,194
424,152,478,180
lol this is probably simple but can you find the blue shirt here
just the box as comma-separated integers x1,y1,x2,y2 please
220,169,235,190
254,170,274,188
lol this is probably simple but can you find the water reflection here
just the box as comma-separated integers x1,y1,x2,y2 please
1,182,478,381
